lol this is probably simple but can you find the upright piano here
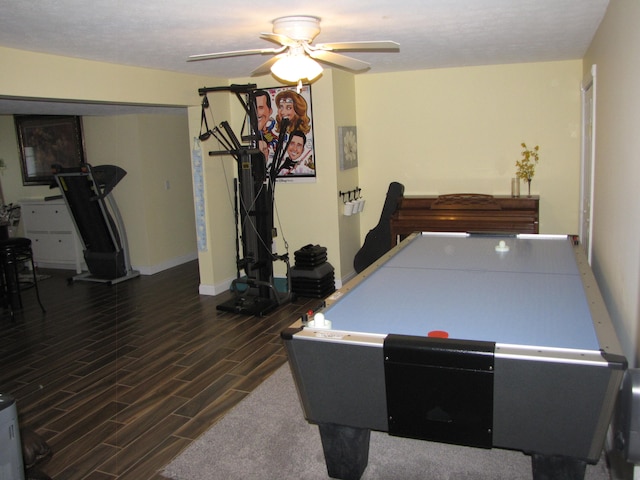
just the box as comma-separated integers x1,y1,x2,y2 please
389,193,539,246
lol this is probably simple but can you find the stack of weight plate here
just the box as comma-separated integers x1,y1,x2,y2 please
290,244,335,298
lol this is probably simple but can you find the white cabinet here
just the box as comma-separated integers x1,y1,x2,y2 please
20,198,84,272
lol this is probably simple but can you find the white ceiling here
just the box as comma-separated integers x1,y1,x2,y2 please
0,0,609,115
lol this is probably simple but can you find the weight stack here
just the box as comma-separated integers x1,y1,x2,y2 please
291,245,335,298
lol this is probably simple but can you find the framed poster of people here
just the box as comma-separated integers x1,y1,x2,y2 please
14,115,86,186
253,85,316,183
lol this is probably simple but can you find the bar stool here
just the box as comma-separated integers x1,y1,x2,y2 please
0,237,46,315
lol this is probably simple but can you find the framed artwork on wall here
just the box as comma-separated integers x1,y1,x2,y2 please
14,115,86,186
338,126,358,170
253,84,316,183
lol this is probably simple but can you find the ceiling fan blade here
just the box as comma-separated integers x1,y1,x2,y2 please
187,46,283,62
309,50,370,72
260,32,298,47
251,55,283,76
315,40,400,52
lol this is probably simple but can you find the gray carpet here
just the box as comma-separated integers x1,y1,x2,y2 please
162,364,611,480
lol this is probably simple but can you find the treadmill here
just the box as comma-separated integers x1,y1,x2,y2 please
52,164,140,285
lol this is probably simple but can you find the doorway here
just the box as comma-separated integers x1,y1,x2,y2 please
580,64,597,265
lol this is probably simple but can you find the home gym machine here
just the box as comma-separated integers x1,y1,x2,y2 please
52,163,140,285
198,84,292,316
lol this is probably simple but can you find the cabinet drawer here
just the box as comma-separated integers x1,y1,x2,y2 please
20,198,84,272
23,203,75,232
31,234,77,263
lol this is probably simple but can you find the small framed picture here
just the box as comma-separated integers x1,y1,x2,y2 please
14,115,86,186
338,126,358,170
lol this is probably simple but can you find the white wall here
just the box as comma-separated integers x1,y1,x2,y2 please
584,0,640,365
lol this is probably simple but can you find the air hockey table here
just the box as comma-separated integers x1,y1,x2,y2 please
281,232,627,480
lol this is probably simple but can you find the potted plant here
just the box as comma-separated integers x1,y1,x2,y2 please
515,143,540,197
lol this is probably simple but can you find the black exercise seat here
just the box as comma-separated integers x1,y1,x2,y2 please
353,182,405,273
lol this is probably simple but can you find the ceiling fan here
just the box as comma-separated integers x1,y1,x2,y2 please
188,15,399,81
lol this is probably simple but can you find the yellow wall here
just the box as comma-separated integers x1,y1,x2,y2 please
201,69,361,291
208,71,351,284
213,60,584,292
187,95,240,293
0,45,222,276
82,114,196,271
0,45,586,295
0,46,212,107
0,113,197,274
355,61,583,235
332,69,362,280
584,1,640,365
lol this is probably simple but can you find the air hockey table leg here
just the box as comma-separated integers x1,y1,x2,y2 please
318,423,370,480
531,453,587,480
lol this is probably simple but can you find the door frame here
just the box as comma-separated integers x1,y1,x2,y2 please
580,64,597,265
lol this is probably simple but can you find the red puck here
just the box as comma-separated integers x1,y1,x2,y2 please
428,330,449,338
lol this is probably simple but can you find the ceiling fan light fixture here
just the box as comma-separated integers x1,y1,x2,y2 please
272,15,321,42
270,54,323,83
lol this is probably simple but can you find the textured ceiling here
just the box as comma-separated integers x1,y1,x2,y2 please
0,0,609,114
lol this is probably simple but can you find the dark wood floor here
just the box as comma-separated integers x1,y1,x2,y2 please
1,262,319,479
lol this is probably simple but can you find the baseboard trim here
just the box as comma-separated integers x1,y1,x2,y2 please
199,274,345,297
199,283,223,296
199,275,291,297
133,252,198,276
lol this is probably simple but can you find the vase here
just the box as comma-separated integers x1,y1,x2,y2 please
511,178,520,197
526,179,532,197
